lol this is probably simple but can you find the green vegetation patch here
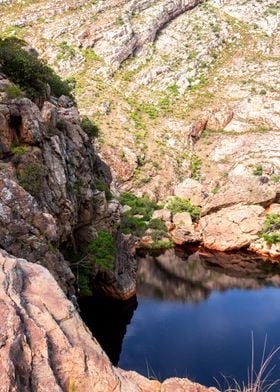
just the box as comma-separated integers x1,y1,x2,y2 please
119,192,162,237
86,231,116,271
190,155,202,181
252,164,263,176
0,37,73,99
18,163,46,198
166,196,201,220
81,116,99,138
261,213,280,244
94,178,112,200
5,83,23,99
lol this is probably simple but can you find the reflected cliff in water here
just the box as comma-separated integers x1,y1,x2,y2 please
137,247,280,303
81,247,280,388
79,293,137,365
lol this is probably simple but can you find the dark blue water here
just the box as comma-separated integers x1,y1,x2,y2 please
119,250,280,391
119,289,280,388
80,248,280,390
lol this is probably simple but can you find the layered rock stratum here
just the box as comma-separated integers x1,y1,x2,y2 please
0,71,136,300
1,0,279,258
0,249,218,392
1,0,279,198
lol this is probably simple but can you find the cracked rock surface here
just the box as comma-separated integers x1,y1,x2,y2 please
0,249,219,392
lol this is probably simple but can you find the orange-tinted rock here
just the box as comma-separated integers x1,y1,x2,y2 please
0,249,219,392
200,204,265,251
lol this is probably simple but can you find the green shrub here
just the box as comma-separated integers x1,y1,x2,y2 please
0,37,73,99
262,233,280,244
77,263,92,296
18,163,46,197
5,83,23,98
119,192,162,237
150,229,169,242
119,192,160,220
11,145,29,155
121,214,147,237
86,231,116,271
261,213,280,244
95,178,112,200
81,116,99,137
190,155,202,180
148,218,167,231
167,196,201,220
253,165,263,176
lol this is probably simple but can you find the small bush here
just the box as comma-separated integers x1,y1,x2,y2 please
5,83,23,98
121,214,147,237
253,165,263,176
95,178,112,200
167,196,201,220
77,263,92,296
81,116,99,138
0,37,73,99
18,163,46,197
120,192,162,237
119,192,160,220
86,231,116,271
148,218,167,231
11,145,29,155
261,213,280,244
190,155,202,180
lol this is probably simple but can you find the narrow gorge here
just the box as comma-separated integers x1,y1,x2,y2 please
0,0,280,391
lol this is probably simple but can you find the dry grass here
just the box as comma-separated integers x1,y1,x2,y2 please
216,334,280,392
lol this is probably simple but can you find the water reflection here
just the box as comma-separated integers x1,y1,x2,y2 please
137,248,280,302
80,248,280,389
79,293,137,365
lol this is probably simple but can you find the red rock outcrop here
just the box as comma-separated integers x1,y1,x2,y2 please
0,249,219,392
0,74,136,299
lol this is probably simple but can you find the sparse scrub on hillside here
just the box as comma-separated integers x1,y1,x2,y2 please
261,213,280,244
167,196,201,220
119,192,162,237
17,163,47,198
81,116,99,138
0,37,73,99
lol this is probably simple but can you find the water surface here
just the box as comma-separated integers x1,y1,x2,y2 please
80,248,280,390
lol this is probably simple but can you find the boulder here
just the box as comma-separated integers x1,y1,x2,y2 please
170,212,201,244
200,204,265,251
173,212,193,229
174,178,206,206
267,204,280,214
206,107,234,130
201,177,277,216
152,208,172,222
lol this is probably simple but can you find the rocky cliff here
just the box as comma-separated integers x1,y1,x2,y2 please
0,249,218,392
0,69,136,299
1,0,278,198
1,0,279,257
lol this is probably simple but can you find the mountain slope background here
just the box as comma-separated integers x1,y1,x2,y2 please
1,0,279,199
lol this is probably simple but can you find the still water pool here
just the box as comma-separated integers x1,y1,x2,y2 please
80,248,280,390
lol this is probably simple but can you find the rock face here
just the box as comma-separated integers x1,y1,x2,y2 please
1,0,279,201
0,75,136,299
200,204,265,251
0,249,218,392
201,176,278,216
169,212,201,245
